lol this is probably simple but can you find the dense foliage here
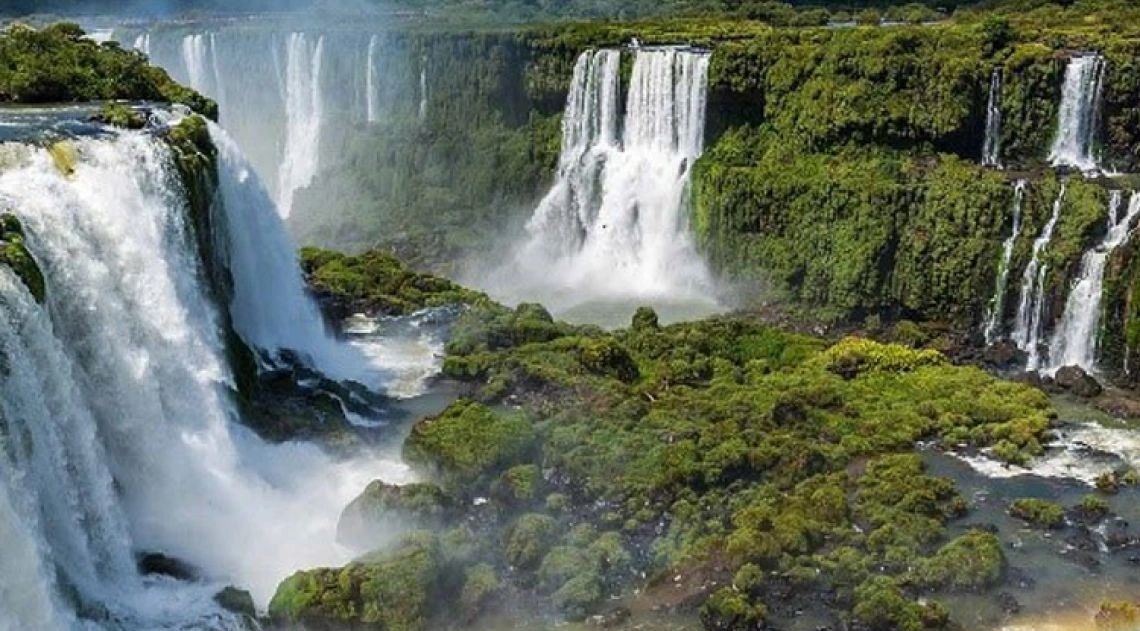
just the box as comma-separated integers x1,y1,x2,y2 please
0,23,216,117
273,294,1056,630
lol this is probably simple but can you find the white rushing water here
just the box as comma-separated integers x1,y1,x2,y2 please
418,59,428,124
1012,183,1067,371
366,34,379,124
131,33,150,58
499,48,717,314
982,67,1003,168
179,34,210,96
983,179,1026,344
277,33,326,219
1049,54,1105,172
0,129,418,629
1048,191,1140,372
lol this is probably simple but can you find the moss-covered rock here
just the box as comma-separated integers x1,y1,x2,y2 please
213,586,255,619
505,513,558,569
0,213,45,303
300,247,487,319
268,532,440,630
337,481,452,551
403,400,534,483
460,563,501,620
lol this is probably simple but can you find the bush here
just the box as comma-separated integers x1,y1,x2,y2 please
700,587,768,631
1008,498,1065,529
918,530,1005,591
505,513,558,569
404,400,534,482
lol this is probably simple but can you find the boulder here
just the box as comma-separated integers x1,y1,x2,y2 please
1054,365,1103,398
137,552,198,581
337,481,451,552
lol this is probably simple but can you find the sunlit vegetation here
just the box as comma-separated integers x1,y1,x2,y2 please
0,22,216,118
275,286,1055,629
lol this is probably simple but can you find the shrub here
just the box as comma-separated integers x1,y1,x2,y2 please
1009,498,1065,529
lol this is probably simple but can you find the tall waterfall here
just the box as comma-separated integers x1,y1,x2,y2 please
0,126,411,629
1048,191,1140,372
1049,55,1105,172
1012,183,1068,371
418,60,429,124
982,67,1003,168
179,33,209,95
278,33,326,219
503,48,716,313
366,35,379,124
983,179,1026,344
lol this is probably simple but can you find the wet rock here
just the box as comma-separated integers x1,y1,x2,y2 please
981,341,1026,371
997,591,1021,616
137,552,198,581
1054,365,1103,398
1007,567,1037,590
214,586,255,618
1096,393,1140,419
588,607,631,628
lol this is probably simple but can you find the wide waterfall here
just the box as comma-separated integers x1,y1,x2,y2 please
1048,191,1140,372
983,179,1026,344
1049,54,1105,172
1012,183,1067,371
123,26,400,221
982,67,1003,167
498,47,716,318
0,125,412,629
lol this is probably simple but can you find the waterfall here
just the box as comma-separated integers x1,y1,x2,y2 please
131,32,150,57
1049,54,1105,172
179,34,209,95
0,125,411,628
982,67,1003,167
418,60,428,124
504,48,715,312
277,33,325,219
1048,191,1140,372
983,179,1026,344
366,35,379,124
1012,183,1067,371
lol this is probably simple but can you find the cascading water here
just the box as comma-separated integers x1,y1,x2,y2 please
982,67,1003,168
366,34,379,124
983,179,1026,344
131,33,150,57
1049,54,1105,172
1048,191,1140,372
0,124,415,629
1012,183,1068,371
277,33,325,219
179,34,210,96
418,59,428,124
502,47,716,315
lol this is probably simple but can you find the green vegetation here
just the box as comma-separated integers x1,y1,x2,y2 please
1008,498,1066,528
278,285,1056,629
300,247,487,318
92,102,146,129
0,213,45,303
403,399,535,484
0,23,216,118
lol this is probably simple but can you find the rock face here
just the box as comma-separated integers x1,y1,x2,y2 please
1054,365,1103,397
337,481,452,552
